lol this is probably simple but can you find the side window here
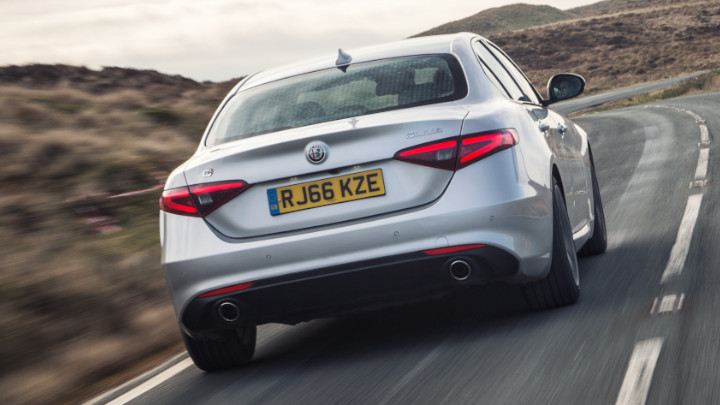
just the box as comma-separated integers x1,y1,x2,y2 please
472,40,525,101
486,42,541,105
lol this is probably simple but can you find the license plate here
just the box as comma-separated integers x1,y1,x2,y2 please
267,169,385,216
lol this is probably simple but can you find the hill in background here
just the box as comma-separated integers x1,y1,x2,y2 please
414,4,576,37
415,0,720,95
492,0,720,93
415,0,680,37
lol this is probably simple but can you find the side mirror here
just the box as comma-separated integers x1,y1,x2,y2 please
545,73,585,104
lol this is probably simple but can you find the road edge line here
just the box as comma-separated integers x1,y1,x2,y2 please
82,352,189,405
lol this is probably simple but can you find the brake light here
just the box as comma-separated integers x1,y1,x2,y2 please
394,129,518,170
459,129,518,169
159,181,250,217
394,139,457,170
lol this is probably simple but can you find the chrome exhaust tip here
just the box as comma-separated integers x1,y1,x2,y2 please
449,259,472,281
217,301,241,323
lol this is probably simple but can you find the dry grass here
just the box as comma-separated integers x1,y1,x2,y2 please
0,80,229,404
492,0,720,95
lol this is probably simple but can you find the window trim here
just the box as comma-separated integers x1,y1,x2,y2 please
485,41,542,105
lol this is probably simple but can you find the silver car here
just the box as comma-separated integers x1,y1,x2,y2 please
159,32,606,371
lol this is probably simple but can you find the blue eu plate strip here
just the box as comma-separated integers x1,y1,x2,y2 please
267,188,280,216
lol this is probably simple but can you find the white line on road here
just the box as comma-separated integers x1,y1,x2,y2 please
694,148,709,180
700,124,711,146
661,194,703,283
650,293,685,314
615,338,664,405
104,358,193,405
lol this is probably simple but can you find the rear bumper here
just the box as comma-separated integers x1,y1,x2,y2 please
181,245,517,337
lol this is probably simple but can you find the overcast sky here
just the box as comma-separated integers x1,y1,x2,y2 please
0,0,598,82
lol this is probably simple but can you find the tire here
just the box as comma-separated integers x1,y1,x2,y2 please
524,178,580,310
579,151,607,256
182,326,256,372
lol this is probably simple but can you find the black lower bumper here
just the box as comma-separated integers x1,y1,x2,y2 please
181,245,518,337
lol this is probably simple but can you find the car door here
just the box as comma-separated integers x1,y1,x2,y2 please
473,39,589,232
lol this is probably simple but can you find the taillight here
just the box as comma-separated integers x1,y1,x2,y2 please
394,139,458,170
458,129,518,169
394,129,518,170
159,181,250,217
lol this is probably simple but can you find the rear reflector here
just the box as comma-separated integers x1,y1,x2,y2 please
160,180,250,217
423,244,486,255
198,282,254,298
394,129,518,170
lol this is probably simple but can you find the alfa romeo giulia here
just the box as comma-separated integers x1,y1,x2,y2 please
159,32,606,371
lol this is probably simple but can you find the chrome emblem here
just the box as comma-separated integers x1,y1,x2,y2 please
202,168,214,177
305,142,329,164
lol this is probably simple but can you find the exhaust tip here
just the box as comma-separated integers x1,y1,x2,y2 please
218,301,240,323
449,259,472,281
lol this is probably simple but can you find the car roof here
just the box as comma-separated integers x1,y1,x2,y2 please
239,32,482,91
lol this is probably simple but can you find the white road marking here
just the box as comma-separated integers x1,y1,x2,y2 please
650,294,685,314
650,105,712,146
104,358,193,405
615,338,664,405
694,148,709,180
661,194,703,283
699,123,711,147
691,148,710,188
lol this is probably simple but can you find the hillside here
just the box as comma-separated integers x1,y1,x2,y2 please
569,0,689,16
414,4,576,37
492,0,720,94
0,64,205,94
414,0,720,95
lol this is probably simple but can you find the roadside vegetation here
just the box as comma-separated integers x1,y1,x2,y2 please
576,70,720,114
0,70,236,404
2,0,719,403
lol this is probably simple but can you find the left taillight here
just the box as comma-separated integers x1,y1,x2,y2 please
159,181,250,217
394,129,518,170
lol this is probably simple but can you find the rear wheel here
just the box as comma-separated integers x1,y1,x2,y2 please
524,178,580,310
579,150,607,256
182,326,256,372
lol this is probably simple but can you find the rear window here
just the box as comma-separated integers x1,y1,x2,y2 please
205,55,467,146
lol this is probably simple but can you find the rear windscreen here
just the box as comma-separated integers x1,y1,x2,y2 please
205,55,467,147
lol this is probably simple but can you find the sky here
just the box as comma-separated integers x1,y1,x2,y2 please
0,0,599,82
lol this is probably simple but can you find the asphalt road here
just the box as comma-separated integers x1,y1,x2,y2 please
93,91,720,405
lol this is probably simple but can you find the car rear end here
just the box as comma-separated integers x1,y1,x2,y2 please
160,45,551,339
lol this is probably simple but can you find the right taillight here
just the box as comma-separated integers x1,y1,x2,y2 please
160,180,250,217
394,129,517,170
458,129,518,169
